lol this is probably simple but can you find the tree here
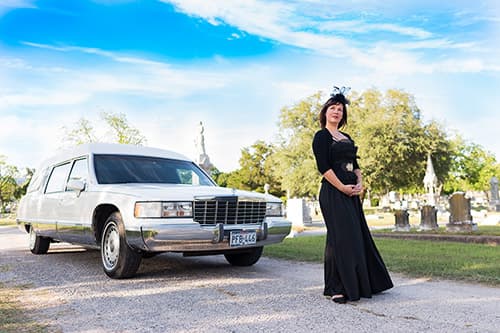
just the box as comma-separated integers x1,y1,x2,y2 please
222,141,284,197
444,137,500,196
210,167,240,190
63,118,97,145
274,92,323,198
348,88,453,195
0,156,19,212
272,89,454,199
63,112,147,145
101,112,146,145
15,167,35,199
210,141,284,197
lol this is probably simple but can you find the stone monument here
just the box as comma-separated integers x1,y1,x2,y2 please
264,183,270,195
195,121,214,173
419,205,438,231
446,192,478,232
423,154,438,206
421,154,439,230
393,209,410,232
287,198,312,228
489,176,500,212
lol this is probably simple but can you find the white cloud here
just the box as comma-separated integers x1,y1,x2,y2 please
0,45,294,171
0,114,63,169
2,91,90,108
2,1,499,169
228,33,242,40
0,0,35,17
0,57,32,70
160,0,500,76
318,21,433,39
0,46,232,111
164,0,293,36
21,42,168,67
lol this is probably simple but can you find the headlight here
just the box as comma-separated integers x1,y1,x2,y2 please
134,201,193,218
266,202,283,217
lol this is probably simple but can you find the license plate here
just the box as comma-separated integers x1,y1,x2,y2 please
229,231,257,247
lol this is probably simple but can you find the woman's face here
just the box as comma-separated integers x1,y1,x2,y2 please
325,103,343,126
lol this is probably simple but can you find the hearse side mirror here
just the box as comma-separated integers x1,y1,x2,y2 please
66,179,86,193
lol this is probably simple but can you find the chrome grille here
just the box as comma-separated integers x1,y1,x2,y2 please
194,197,266,225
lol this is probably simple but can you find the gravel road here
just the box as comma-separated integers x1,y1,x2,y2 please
1,225,499,333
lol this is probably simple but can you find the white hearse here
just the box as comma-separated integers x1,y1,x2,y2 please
17,143,291,278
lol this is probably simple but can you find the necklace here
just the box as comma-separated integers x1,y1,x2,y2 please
328,128,347,141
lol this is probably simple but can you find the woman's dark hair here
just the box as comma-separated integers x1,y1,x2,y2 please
319,93,349,129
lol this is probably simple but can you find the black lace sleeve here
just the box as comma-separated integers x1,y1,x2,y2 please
312,129,331,174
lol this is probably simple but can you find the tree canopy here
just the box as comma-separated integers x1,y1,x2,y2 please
273,92,323,198
227,88,496,199
63,112,146,146
348,89,453,194
0,156,19,211
212,141,284,198
0,156,33,212
444,136,500,197
6,88,498,208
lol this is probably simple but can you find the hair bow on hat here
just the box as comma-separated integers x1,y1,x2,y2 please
331,86,351,97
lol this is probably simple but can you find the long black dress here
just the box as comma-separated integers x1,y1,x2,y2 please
312,128,393,301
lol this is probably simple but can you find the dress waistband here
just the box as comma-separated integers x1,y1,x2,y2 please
333,161,354,172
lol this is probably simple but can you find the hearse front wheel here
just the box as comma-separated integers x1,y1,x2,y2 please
101,212,142,278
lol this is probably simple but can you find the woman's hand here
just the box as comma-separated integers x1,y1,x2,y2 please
353,182,363,195
342,183,363,196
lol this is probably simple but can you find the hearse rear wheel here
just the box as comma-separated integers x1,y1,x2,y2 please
29,225,50,254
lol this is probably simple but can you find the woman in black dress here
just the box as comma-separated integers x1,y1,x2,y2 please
312,88,393,303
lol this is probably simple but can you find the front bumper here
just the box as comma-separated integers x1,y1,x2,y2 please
126,217,292,252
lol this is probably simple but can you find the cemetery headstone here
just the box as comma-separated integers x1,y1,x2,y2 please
419,205,438,231
489,176,500,212
393,209,410,232
447,192,478,232
287,198,312,228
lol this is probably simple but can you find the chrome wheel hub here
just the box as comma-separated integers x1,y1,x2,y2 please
29,227,36,249
102,223,120,270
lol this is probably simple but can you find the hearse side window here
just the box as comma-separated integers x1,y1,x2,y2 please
93,155,215,186
68,158,88,183
45,162,72,194
27,169,43,193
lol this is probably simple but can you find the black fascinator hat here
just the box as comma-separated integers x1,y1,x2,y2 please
329,86,350,105
319,85,351,129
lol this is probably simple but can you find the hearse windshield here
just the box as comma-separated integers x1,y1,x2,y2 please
94,154,215,186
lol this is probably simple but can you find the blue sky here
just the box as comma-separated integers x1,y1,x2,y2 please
1,0,499,172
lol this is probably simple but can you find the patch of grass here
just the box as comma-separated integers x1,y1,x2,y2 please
372,225,500,236
264,235,500,285
0,217,16,226
476,225,500,235
376,238,500,285
0,282,49,333
264,235,325,262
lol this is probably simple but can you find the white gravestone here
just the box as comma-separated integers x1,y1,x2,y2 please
287,198,312,228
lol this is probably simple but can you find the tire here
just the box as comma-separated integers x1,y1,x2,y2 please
29,225,50,254
142,252,160,259
224,246,263,266
101,212,142,278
